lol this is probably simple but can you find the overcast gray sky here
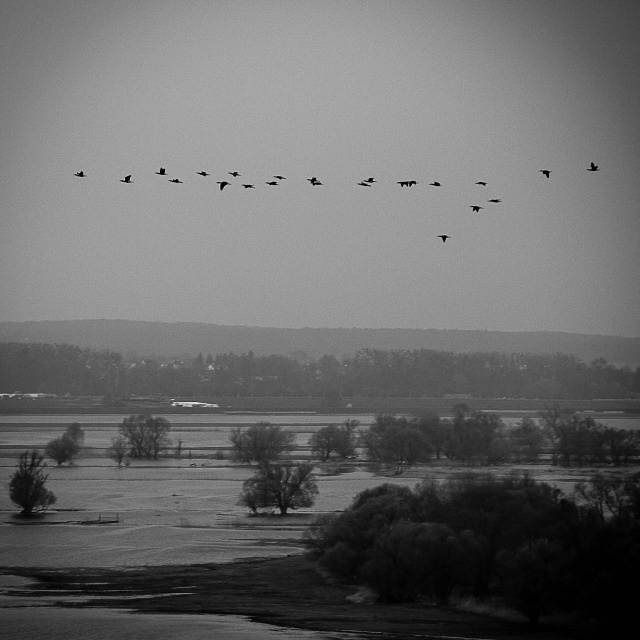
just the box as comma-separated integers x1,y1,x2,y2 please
1,0,639,337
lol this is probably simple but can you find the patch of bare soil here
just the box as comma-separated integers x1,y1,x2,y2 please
7,555,580,639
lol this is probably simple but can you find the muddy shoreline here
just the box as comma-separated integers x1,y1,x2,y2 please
3,554,581,639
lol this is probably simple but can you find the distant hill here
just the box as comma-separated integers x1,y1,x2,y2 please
1,320,639,367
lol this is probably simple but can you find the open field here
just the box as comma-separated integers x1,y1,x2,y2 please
2,412,639,639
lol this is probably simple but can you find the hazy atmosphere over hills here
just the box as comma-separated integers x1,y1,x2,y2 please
1,1,639,338
2,320,639,367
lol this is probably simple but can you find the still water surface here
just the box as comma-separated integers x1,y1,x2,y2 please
2,607,352,640
1,412,638,430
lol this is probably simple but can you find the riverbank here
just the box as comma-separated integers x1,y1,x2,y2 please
5,554,580,639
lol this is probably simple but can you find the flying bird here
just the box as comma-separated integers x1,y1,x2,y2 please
74,171,86,177
169,178,183,183
156,167,166,175
217,181,230,190
197,171,210,176
357,181,371,187
229,171,241,177
363,177,376,183
437,235,450,243
488,199,501,203
408,180,417,186
310,180,323,185
120,175,132,183
242,184,255,188
266,181,278,186
475,181,487,186
429,181,441,186
540,170,552,178
307,177,318,182
398,181,408,187
587,162,599,172
273,175,286,180
470,206,484,212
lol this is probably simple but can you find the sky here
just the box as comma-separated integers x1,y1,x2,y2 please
1,0,639,337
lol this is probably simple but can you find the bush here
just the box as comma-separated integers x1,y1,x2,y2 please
45,433,80,465
65,422,85,446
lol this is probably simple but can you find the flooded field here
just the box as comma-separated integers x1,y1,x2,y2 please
2,411,638,639
2,411,638,568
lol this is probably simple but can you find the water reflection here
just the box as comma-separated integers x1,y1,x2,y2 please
2,607,354,640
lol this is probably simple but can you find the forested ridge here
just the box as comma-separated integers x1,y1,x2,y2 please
1,320,639,367
2,342,639,399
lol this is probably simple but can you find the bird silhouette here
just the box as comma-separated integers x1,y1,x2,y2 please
364,177,376,183
229,171,241,177
120,175,132,183
408,180,417,186
470,206,484,212
169,178,183,183
74,171,86,177
587,162,599,172
540,170,551,178
398,181,408,187
273,175,286,180
217,181,230,190
357,181,372,187
437,235,450,243
156,167,166,175
307,177,318,182
488,199,501,203
475,181,487,186
242,184,255,188
310,180,323,185
197,171,210,177
429,181,441,186
266,181,278,186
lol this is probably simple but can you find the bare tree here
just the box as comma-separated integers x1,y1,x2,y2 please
238,462,318,515
119,414,172,459
229,422,295,464
107,436,129,467
9,450,57,515
310,420,358,462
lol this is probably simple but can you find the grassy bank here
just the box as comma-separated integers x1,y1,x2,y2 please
6,554,579,640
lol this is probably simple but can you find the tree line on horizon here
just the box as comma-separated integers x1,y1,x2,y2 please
1,342,639,400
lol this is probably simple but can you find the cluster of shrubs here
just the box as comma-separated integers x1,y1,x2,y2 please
304,472,640,633
355,406,640,471
44,423,85,465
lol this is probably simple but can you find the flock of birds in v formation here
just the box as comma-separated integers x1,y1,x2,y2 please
73,162,600,243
